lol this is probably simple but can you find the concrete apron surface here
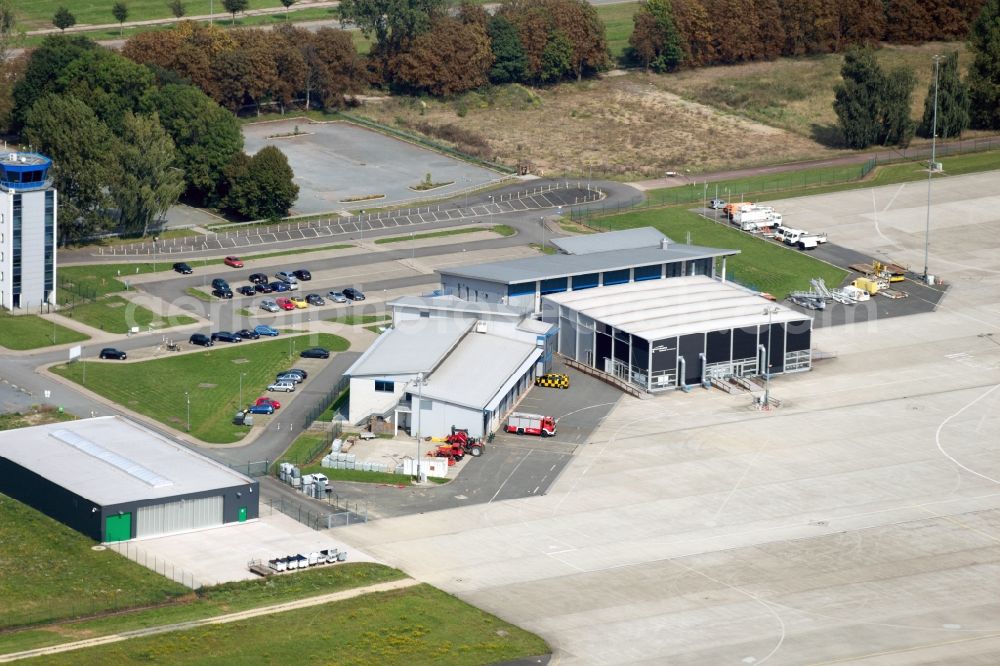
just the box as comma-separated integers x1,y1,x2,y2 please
334,171,1000,665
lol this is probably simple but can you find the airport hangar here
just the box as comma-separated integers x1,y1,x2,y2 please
0,416,258,543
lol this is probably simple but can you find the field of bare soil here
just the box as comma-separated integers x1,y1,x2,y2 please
356,41,977,179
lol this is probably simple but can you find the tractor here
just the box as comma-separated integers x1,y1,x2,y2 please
427,427,485,464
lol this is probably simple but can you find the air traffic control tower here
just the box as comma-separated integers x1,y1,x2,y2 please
0,152,56,311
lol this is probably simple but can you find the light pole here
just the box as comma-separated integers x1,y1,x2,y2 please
239,372,247,408
762,306,778,407
413,373,427,482
185,391,191,432
923,54,943,284
540,216,546,252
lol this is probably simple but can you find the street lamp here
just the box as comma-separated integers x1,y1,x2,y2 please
239,372,247,408
923,54,944,284
413,373,427,482
762,306,779,407
540,216,546,252
185,391,191,431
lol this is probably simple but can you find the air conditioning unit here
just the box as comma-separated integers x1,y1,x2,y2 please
475,320,487,334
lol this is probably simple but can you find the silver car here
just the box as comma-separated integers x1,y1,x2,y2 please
327,291,347,303
260,299,280,313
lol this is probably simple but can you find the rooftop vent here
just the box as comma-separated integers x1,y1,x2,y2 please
660,238,670,250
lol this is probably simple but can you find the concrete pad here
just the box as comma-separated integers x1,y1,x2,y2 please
108,510,380,588
334,171,1000,664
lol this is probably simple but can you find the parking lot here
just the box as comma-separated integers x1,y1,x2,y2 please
242,120,503,215
339,171,1000,664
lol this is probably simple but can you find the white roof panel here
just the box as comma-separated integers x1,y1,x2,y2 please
0,416,254,506
346,319,473,377
544,276,810,340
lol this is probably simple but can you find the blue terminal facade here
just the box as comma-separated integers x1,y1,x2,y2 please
0,152,57,310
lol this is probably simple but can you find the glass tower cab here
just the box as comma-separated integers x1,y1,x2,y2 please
0,153,52,191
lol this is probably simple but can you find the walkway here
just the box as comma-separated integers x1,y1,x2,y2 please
0,578,419,663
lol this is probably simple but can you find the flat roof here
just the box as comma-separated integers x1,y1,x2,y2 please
0,152,50,168
346,318,472,377
550,227,667,255
0,416,253,506
389,295,523,318
544,276,809,340
420,333,540,410
438,244,738,285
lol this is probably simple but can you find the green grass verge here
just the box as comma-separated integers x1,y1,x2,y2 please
373,225,498,244
335,314,388,325
597,2,640,60
492,224,516,237
0,564,405,655
62,295,197,334
18,0,288,29
50,333,349,443
0,493,190,631
0,407,75,432
184,287,214,302
58,263,161,302
273,431,328,467
318,387,349,422
589,207,847,297
0,313,89,350
33,583,548,665
299,465,413,485
530,243,557,255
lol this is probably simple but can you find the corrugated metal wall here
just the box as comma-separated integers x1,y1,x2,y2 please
135,496,223,538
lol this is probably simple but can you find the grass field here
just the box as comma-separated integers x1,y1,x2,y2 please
0,563,406,654
335,314,388,325
373,225,503,244
17,0,288,30
0,313,89,350
589,207,847,297
597,2,640,60
0,493,190,630
50,333,349,443
33,584,548,665
274,431,328,466
62,295,197,334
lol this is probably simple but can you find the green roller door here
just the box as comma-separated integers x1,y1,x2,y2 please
238,506,247,522
105,513,132,542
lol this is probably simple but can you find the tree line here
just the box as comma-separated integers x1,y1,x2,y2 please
9,36,298,241
628,0,987,72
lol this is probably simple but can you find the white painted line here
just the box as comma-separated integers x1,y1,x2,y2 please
489,450,532,503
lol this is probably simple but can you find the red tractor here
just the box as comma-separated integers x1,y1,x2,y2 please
427,427,485,464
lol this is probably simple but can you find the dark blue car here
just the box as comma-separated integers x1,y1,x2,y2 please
269,281,290,293
247,403,275,415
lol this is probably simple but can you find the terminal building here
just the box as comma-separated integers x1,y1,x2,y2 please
541,276,812,392
0,152,57,310
438,227,738,313
0,416,258,543
345,296,554,438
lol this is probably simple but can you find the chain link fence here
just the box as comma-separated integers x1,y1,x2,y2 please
265,495,368,530
107,540,201,588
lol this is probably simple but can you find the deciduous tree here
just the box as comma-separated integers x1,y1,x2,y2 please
539,30,573,83
968,0,1000,129
386,17,493,95
167,0,186,18
338,0,448,53
487,16,527,83
112,2,129,36
57,47,156,131
918,52,970,139
52,7,76,32
628,0,684,72
703,0,759,64
280,0,296,20
12,35,96,131
112,112,184,237
223,146,298,220
222,0,249,25
670,0,713,66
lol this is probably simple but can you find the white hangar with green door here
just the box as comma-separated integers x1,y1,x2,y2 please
0,416,258,543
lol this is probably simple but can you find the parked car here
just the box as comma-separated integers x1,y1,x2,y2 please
275,374,302,385
248,272,268,285
260,299,280,313
255,396,281,409
269,281,290,293
189,333,213,347
342,287,365,301
292,269,312,281
267,381,296,393
709,199,726,210
211,278,230,291
327,291,347,303
255,282,274,294
275,297,295,311
237,285,256,297
236,328,260,340
211,331,242,343
254,324,280,337
289,295,308,309
281,368,308,379
212,287,233,299
99,348,127,360
173,262,193,274
305,293,325,306
275,271,299,285
247,403,275,415
224,256,244,268
300,347,330,359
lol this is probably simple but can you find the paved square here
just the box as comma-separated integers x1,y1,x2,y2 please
338,171,1000,664
243,120,503,215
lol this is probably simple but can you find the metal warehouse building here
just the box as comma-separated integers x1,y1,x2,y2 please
438,227,739,313
0,416,258,543
541,276,812,392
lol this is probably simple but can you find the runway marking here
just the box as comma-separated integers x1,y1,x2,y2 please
489,449,533,503
935,382,1000,485
881,183,905,212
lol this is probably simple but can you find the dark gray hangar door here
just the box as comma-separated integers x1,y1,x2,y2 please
706,329,732,363
678,334,704,386
136,496,223,538
766,323,785,373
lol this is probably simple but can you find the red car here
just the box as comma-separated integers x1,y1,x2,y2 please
255,397,281,410
224,256,244,268
276,297,295,311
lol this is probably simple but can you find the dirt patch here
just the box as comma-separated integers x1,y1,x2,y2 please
231,358,251,364
198,383,217,389
167,416,182,424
